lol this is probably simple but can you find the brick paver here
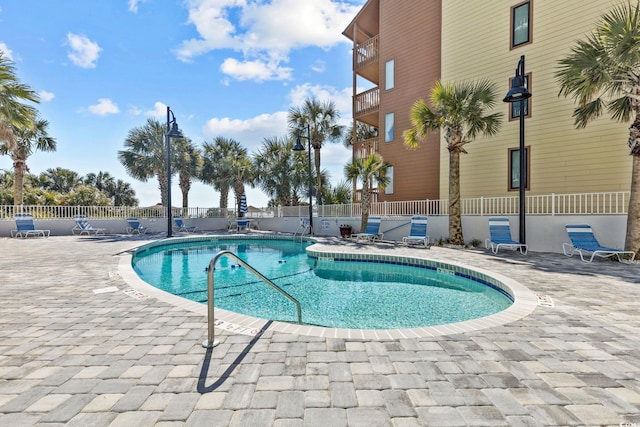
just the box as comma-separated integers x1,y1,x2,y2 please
0,234,639,426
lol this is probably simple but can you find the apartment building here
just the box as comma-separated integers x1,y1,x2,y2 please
342,0,442,202
343,0,632,202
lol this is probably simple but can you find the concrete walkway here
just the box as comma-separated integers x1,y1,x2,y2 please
1,234,639,426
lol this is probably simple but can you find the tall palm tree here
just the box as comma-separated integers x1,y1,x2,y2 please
253,136,308,206
404,80,503,245
345,152,391,232
174,138,202,212
1,118,56,204
111,179,138,206
231,156,255,217
84,171,116,194
0,52,39,150
118,119,171,207
288,98,344,205
556,1,640,257
201,137,244,211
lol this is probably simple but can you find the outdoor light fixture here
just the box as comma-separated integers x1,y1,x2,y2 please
292,123,313,235
503,55,531,244
166,106,183,238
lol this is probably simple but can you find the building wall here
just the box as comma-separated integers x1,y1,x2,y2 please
378,0,441,202
440,0,632,200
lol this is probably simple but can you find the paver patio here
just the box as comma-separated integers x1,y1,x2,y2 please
0,234,639,426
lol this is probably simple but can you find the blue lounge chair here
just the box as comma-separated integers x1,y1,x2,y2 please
173,217,197,233
72,215,106,235
402,216,429,247
126,217,148,234
485,217,527,254
353,216,383,242
563,224,636,262
12,213,50,238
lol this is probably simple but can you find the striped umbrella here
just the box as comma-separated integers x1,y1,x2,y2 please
240,193,248,216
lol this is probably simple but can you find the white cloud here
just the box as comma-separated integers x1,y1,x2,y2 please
220,57,292,81
66,33,102,68
177,0,360,81
0,42,13,60
203,111,289,152
145,101,167,118
128,0,147,13
287,83,352,118
39,90,55,102
311,60,326,73
88,98,119,115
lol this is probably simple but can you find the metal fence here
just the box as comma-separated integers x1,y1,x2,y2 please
0,191,631,220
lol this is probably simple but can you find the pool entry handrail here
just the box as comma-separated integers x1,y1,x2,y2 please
202,250,302,348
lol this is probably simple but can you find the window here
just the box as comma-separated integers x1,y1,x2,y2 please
384,166,394,194
509,73,531,120
385,59,395,90
511,1,531,48
384,112,395,142
508,146,530,190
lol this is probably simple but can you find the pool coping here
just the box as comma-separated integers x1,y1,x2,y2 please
118,235,539,340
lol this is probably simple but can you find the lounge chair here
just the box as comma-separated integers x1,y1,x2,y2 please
173,217,197,233
353,216,383,242
485,217,527,254
126,217,148,234
72,215,106,235
12,213,50,238
402,216,429,247
563,224,636,262
236,218,250,233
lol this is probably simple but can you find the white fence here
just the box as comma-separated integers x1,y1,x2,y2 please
0,191,630,220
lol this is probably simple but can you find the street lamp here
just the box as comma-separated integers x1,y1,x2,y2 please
166,106,183,238
503,55,531,244
292,123,313,235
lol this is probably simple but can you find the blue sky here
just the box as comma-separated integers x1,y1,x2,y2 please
0,0,364,207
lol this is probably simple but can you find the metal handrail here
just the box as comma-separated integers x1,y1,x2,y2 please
202,250,302,348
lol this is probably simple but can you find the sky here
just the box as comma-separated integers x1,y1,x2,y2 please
0,0,365,208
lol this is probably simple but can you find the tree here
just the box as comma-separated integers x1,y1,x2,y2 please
118,119,172,207
0,52,39,154
322,180,353,205
288,98,344,205
404,80,503,245
345,152,391,233
110,179,138,206
174,138,202,212
556,1,640,257
253,136,308,206
40,167,81,193
201,137,244,211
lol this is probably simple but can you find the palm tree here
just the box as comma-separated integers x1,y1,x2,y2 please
556,1,640,257
404,80,503,245
40,167,81,194
201,137,245,211
0,118,55,205
322,180,353,205
288,98,344,205
253,136,308,206
118,119,171,207
231,156,255,217
174,138,202,212
84,171,116,193
345,152,391,232
0,52,39,150
111,179,138,206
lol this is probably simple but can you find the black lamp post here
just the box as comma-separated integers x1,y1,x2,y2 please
166,106,183,238
292,123,313,235
503,55,532,244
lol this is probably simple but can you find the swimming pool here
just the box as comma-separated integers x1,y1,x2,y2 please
131,236,516,330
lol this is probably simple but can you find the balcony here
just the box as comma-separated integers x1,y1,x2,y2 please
353,136,379,160
355,35,379,83
353,87,379,126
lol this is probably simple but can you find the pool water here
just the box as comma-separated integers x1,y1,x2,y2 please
132,238,513,329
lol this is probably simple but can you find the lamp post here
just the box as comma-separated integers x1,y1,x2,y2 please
166,106,183,238
503,55,531,244
292,123,313,235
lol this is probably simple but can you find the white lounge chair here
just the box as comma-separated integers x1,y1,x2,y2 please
72,215,106,235
485,217,527,254
353,216,383,242
12,213,50,238
563,224,636,262
402,216,429,247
